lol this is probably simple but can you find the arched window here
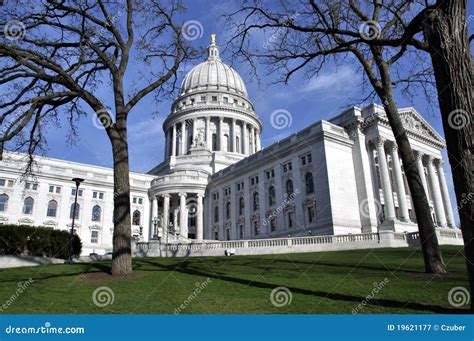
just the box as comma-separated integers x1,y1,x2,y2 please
70,203,80,219
268,186,276,206
224,134,229,152
132,210,141,225
92,205,101,222
236,136,240,153
286,179,294,197
22,197,34,215
239,197,245,216
305,172,314,194
226,201,231,219
0,194,9,212
214,206,219,223
212,133,218,151
253,192,259,211
47,200,58,217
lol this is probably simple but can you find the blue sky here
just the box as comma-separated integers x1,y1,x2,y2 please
28,0,473,224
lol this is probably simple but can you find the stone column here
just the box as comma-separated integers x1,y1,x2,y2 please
192,118,197,145
427,156,447,227
256,130,261,151
375,138,396,221
179,192,188,237
181,120,187,155
387,142,409,222
162,194,170,236
250,125,255,153
206,116,211,150
242,122,248,155
196,193,204,241
171,124,177,157
219,117,224,151
231,119,237,152
414,151,429,198
436,160,455,227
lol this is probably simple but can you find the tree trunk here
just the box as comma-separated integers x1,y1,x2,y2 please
422,0,474,309
110,123,133,275
373,58,447,274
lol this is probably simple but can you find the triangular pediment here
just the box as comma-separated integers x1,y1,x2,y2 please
398,109,445,145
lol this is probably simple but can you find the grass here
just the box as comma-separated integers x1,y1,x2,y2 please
0,246,468,314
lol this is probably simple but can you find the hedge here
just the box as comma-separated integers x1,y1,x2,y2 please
0,224,82,259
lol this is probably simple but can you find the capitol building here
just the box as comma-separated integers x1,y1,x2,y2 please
0,37,456,255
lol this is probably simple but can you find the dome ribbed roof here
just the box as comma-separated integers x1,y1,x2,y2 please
179,36,248,97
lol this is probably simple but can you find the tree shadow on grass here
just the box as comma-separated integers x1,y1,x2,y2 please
138,258,468,314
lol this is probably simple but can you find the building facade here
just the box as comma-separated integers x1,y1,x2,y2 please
0,36,456,255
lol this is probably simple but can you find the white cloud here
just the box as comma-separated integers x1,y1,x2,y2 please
303,66,359,93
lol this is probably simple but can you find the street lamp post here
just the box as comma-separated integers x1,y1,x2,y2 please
69,177,84,261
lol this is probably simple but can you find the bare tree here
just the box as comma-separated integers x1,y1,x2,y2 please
225,0,448,273
0,0,197,275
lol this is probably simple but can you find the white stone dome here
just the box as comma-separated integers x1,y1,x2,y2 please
179,36,248,97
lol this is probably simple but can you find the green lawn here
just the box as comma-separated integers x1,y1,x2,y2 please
0,246,468,314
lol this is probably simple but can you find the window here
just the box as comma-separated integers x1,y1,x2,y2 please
213,192,219,200
236,136,240,153
214,231,219,240
253,220,259,235
239,197,245,216
7,180,13,187
93,191,104,200
265,169,275,180
239,224,244,239
212,133,218,151
92,205,101,222
25,182,38,190
268,186,276,206
223,97,228,103
270,217,276,232
90,230,99,244
301,153,312,165
214,206,219,223
250,175,259,186
138,198,143,205
70,203,80,220
71,188,83,197
226,201,231,220
22,197,34,215
305,172,314,194
132,210,141,225
49,185,61,193
286,179,294,197
47,200,58,217
282,161,293,173
200,96,206,102
0,179,5,187
223,134,229,152
226,228,230,241
0,194,9,212
211,96,218,102
32,183,38,190
307,205,315,223
288,211,294,229
224,187,231,196
253,192,259,211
